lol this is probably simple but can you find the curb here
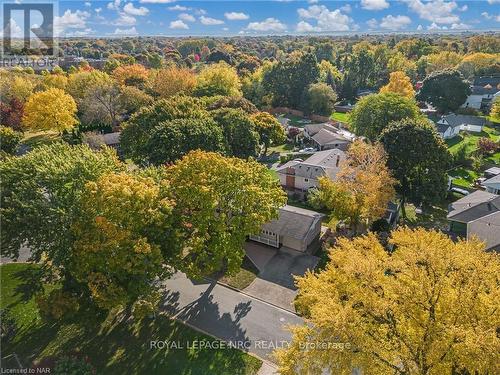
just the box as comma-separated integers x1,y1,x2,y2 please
203,276,300,316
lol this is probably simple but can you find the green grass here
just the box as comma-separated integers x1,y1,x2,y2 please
330,112,350,124
402,194,461,231
22,131,60,148
218,257,259,290
1,263,262,375
267,143,294,155
448,167,479,189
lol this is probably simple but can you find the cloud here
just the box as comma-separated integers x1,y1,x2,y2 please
224,12,249,21
482,12,500,21
55,9,90,35
427,22,443,30
366,18,378,29
379,14,411,30
113,13,137,26
297,5,355,31
1,18,23,38
296,21,320,32
169,20,189,29
168,5,189,11
459,5,468,11
114,26,138,35
178,13,195,22
66,27,95,37
84,2,91,6
403,0,460,24
123,3,149,16
361,0,389,11
200,16,224,25
417,24,423,30
487,0,500,3
95,8,102,13
308,0,319,3
247,17,287,32
107,0,121,10
451,22,470,29
340,4,352,13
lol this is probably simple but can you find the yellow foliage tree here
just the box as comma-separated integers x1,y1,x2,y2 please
423,51,463,74
491,96,500,122
380,71,415,99
22,88,78,132
112,63,149,88
276,227,500,375
43,73,68,90
150,67,196,98
312,140,395,233
194,61,242,97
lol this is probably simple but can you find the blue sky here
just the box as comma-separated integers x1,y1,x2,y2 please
4,0,500,37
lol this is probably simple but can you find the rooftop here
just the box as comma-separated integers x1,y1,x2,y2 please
261,205,323,241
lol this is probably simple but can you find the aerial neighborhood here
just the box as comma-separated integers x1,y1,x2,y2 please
0,3,499,373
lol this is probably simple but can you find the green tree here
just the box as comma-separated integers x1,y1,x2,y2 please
380,118,452,212
0,143,123,266
194,62,242,97
350,93,421,140
166,150,287,277
145,117,226,165
0,126,22,155
305,82,337,116
211,108,260,159
276,228,500,375
250,112,286,155
417,69,471,113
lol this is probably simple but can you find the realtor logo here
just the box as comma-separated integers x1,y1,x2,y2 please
2,2,56,57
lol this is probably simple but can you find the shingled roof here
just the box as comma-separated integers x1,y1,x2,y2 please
261,205,323,241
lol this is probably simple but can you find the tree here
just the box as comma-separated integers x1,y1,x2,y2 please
380,118,452,211
66,70,112,104
211,108,260,159
457,53,500,79
350,93,421,140
0,126,22,155
0,75,36,103
112,64,149,88
121,96,208,165
165,150,287,277
477,137,498,155
422,51,462,74
304,83,337,116
79,80,123,127
149,67,196,98
0,98,24,130
145,117,226,165
22,88,78,132
71,172,172,311
0,143,123,266
276,228,499,375
193,62,241,98
42,73,68,90
417,69,471,113
380,71,415,99
263,52,320,108
250,112,286,155
490,96,500,122
206,96,258,114
311,141,395,233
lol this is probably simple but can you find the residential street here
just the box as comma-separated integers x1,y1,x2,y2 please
160,272,304,363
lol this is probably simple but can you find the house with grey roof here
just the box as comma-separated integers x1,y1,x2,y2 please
463,76,500,110
249,205,323,252
303,123,353,151
276,149,346,192
482,174,500,195
435,114,486,139
447,190,500,251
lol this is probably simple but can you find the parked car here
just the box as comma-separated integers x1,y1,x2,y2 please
299,147,316,153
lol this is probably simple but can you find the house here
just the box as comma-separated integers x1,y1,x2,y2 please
447,190,500,251
276,149,346,192
482,174,500,195
462,76,500,111
303,123,353,151
249,205,323,252
484,167,500,179
435,114,486,139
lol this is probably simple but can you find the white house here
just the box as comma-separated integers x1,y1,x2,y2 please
276,149,346,192
462,76,500,111
436,114,486,139
249,205,323,252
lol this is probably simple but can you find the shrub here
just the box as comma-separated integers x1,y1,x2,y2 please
0,126,22,155
53,355,94,375
36,289,80,321
477,137,498,155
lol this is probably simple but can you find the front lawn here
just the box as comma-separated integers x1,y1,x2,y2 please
330,112,350,124
448,167,479,189
218,256,259,290
0,263,262,375
446,126,500,156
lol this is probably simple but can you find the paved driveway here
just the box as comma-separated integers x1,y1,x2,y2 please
244,244,319,312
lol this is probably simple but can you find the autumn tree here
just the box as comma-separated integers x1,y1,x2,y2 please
66,70,112,104
491,96,500,122
311,141,395,233
276,228,500,375
349,93,421,140
250,112,286,155
381,118,452,211
0,143,123,265
422,51,462,74
0,74,36,103
165,151,287,277
380,71,415,99
71,172,173,313
194,62,242,97
22,88,78,132
417,69,470,113
0,126,22,155
150,67,196,98
112,64,149,89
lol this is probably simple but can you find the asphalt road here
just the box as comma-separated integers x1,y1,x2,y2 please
160,272,304,362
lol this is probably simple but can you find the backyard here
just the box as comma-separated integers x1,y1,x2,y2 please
0,263,262,375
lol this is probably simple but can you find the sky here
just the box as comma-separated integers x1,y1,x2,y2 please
2,0,500,38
